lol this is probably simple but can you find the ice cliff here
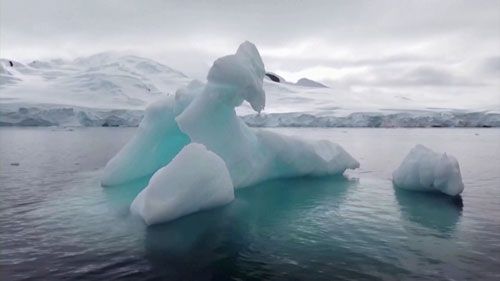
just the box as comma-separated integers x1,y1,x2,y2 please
102,42,359,224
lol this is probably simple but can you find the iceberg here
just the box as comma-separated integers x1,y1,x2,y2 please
131,143,234,225
175,41,359,188
101,80,205,186
392,145,464,196
103,41,359,224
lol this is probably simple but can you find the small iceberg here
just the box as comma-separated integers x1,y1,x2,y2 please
102,41,359,224
392,145,464,196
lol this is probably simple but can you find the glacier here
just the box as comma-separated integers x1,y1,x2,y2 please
1,53,499,128
104,41,359,224
242,111,500,128
1,103,499,127
392,145,464,196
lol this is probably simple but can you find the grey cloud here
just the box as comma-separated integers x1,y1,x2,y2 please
325,65,484,88
264,54,447,73
0,0,499,92
394,66,482,87
2,0,499,54
481,56,500,75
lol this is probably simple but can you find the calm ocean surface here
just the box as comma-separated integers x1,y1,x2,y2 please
1,127,499,280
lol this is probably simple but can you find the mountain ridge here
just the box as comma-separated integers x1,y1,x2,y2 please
1,53,498,127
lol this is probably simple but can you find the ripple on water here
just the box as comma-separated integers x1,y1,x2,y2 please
1,127,500,280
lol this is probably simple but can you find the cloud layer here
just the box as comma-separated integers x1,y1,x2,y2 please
1,0,499,102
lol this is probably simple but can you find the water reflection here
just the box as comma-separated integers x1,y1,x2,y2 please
394,188,463,235
143,175,355,280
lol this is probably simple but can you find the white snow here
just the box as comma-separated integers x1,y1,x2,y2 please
392,145,465,196
130,143,234,225
0,54,191,110
295,77,328,88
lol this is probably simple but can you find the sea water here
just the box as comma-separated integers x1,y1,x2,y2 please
1,127,499,280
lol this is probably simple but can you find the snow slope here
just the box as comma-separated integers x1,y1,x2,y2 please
0,53,191,110
295,78,328,88
1,53,499,127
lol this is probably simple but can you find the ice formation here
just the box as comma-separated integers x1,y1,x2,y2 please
100,87,194,186
392,145,464,196
102,41,359,224
130,143,234,224
175,41,359,188
131,143,234,225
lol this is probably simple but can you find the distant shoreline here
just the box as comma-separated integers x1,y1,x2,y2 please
1,107,499,128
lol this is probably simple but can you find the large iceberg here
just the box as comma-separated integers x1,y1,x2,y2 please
175,41,359,188
131,143,234,225
392,145,464,196
102,41,359,224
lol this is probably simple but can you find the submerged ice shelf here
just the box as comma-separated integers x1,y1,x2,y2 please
103,41,359,224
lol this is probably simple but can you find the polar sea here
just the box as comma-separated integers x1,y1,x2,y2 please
1,127,499,280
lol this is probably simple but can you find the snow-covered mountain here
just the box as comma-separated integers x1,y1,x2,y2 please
238,78,500,127
0,53,191,110
1,53,499,127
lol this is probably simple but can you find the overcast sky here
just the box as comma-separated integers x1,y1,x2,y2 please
1,0,499,94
